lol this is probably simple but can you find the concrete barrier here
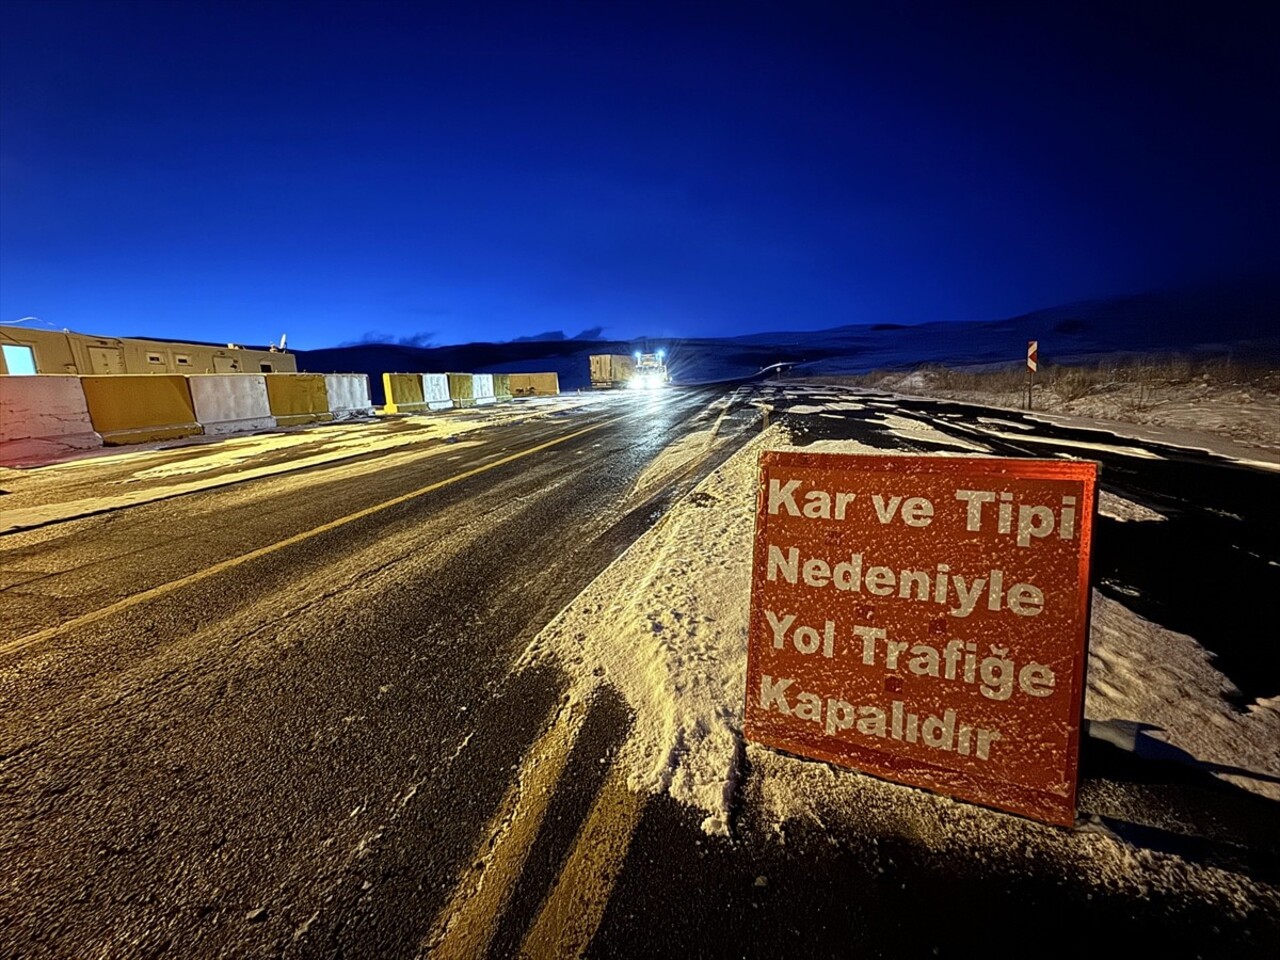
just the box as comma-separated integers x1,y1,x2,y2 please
382,373,426,414
264,373,333,427
509,372,560,397
0,375,103,465
382,373,453,414
447,372,476,409
422,373,453,410
81,375,203,445
325,374,375,419
493,373,512,402
188,374,276,436
473,373,496,406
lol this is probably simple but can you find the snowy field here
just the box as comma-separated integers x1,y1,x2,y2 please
824,367,1280,453
521,389,1280,914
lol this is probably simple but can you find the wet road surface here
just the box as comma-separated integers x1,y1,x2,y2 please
1,382,1277,958
0,386,761,957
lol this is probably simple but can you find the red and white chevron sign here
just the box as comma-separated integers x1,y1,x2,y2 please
1027,340,1039,373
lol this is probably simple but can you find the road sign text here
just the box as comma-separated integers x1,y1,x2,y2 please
745,452,1097,826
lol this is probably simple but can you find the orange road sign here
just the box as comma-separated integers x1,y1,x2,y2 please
745,451,1097,826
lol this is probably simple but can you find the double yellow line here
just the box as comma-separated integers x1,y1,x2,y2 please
8,407,653,955
0,416,620,659
424,691,646,959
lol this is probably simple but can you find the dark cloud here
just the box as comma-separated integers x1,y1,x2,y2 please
341,331,437,347
509,325,605,343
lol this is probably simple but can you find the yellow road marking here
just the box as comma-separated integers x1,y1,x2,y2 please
0,417,620,658
423,699,588,958
518,760,646,959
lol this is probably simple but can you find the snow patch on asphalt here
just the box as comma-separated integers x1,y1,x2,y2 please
125,427,458,480
978,416,1036,432
0,394,607,534
967,427,1168,460
0,438,488,535
1097,491,1167,523
868,413,991,452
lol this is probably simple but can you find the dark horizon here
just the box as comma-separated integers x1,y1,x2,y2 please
3,1,1277,349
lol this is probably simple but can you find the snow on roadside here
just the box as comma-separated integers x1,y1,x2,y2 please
521,427,772,835
522,417,1280,906
848,372,1280,453
521,423,989,837
1086,592,1280,802
1098,491,1167,523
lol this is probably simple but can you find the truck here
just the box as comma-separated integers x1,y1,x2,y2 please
589,351,669,390
589,354,635,389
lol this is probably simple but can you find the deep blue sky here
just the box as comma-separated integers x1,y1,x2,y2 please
2,1,1276,349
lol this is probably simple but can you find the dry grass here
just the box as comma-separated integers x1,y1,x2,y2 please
824,356,1276,396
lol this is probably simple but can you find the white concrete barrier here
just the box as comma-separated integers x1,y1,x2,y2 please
0,375,103,465
188,374,276,436
422,373,453,410
324,374,375,419
473,372,497,406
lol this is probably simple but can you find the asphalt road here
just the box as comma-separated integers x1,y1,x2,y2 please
2,382,1278,959
586,386,1280,960
0,385,763,958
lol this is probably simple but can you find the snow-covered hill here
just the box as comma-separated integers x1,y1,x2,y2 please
297,278,1280,401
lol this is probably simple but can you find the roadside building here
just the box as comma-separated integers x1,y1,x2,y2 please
0,325,297,376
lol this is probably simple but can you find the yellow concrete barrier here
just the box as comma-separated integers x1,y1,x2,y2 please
509,372,560,397
382,372,429,414
447,372,476,408
264,373,333,427
493,373,512,401
81,375,203,445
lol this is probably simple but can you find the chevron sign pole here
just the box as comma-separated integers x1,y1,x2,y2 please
1025,340,1038,410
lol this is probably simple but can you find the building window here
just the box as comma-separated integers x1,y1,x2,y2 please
175,354,190,366
147,353,164,364
260,362,274,373
2,343,37,375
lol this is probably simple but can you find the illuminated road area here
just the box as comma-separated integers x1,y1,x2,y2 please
0,386,759,957
2,384,1279,958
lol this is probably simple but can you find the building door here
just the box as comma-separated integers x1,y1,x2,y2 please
87,347,125,374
